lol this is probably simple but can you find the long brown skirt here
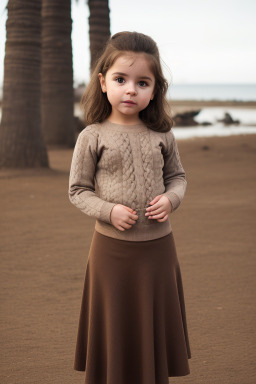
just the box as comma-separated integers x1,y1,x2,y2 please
74,230,191,384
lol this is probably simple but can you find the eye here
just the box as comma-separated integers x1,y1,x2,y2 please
138,81,148,87
115,77,125,84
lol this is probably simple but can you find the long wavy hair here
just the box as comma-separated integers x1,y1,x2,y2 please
80,31,173,132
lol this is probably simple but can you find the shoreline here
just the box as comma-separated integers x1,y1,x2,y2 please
168,99,256,114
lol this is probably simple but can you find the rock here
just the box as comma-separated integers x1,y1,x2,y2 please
173,110,201,127
217,112,240,125
201,121,212,126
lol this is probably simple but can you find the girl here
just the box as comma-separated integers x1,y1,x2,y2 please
69,31,191,384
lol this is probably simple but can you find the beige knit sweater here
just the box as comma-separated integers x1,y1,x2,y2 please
68,120,187,241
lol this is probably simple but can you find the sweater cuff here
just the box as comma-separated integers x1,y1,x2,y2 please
100,201,117,224
163,191,181,212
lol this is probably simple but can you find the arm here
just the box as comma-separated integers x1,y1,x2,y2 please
68,128,116,223
162,129,187,212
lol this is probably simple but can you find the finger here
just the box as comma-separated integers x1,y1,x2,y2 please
117,225,125,231
127,218,136,225
123,206,136,213
157,214,168,222
130,213,138,220
145,206,163,216
146,201,162,212
148,212,166,219
122,222,132,230
149,194,163,205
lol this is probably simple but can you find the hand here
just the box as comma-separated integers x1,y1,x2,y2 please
110,204,138,231
145,194,172,222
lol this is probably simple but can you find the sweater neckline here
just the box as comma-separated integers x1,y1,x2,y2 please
103,119,149,133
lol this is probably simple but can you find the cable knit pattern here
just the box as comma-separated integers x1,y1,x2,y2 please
139,132,155,211
113,132,138,211
97,134,120,204
69,120,187,241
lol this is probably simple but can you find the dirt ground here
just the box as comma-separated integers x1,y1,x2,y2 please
1,134,256,384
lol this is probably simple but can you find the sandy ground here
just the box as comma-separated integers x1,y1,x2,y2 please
1,133,256,384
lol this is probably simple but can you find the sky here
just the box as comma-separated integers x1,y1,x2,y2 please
0,0,256,88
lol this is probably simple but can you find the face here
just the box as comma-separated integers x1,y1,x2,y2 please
98,53,155,124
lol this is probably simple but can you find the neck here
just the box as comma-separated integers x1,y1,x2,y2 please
108,112,141,126
103,120,148,133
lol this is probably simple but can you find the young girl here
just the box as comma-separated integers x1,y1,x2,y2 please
69,31,191,384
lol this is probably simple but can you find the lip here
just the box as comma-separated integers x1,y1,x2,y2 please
122,100,136,105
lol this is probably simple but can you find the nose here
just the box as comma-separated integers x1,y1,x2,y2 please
126,82,137,96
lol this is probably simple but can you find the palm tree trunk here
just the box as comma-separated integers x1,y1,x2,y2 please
88,0,110,73
41,0,75,146
0,0,49,168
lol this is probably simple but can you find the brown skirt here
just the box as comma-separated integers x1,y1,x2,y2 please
74,230,191,384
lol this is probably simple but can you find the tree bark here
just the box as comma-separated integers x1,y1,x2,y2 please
41,0,75,146
88,0,110,73
0,0,49,168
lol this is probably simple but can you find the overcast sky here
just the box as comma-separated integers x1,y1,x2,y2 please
1,0,256,87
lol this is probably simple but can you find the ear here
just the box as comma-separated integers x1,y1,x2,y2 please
98,73,107,93
150,94,154,101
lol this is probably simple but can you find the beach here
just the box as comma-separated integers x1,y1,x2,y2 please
170,99,256,111
1,132,256,384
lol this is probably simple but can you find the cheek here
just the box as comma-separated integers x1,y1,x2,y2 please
106,90,119,106
141,91,153,104
106,86,121,99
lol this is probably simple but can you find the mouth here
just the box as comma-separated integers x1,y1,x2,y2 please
122,100,136,105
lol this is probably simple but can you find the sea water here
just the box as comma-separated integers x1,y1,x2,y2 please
168,84,256,101
172,106,256,139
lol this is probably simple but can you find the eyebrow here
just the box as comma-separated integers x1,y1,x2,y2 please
111,72,153,82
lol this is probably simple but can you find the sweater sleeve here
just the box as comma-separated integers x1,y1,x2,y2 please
162,130,187,212
68,127,116,223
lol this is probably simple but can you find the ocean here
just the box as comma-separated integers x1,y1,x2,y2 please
172,106,256,140
168,83,256,101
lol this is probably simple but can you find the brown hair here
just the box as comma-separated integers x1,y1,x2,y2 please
80,31,173,132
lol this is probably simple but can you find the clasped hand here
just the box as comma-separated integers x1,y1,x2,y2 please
110,194,172,231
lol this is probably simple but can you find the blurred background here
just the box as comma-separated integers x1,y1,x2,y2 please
0,0,256,160
0,1,255,384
